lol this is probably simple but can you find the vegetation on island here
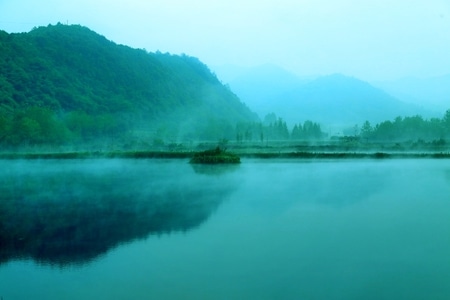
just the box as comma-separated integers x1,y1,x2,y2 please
190,147,240,164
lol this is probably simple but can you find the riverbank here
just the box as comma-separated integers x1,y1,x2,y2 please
1,139,450,160
1,150,450,160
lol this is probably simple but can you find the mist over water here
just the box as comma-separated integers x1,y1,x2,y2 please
0,159,237,266
1,159,450,299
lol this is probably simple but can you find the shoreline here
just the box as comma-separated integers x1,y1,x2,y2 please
1,150,450,160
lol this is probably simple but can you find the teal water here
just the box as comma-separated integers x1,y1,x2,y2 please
1,159,450,299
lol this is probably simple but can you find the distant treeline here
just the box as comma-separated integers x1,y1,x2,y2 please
2,105,450,149
359,110,450,142
235,113,326,142
235,110,450,144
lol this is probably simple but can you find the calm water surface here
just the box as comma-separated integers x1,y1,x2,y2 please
1,158,450,299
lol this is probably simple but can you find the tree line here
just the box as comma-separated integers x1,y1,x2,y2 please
235,113,326,143
2,107,449,148
0,107,129,147
359,110,450,142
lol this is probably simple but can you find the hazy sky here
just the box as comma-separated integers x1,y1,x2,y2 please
1,0,449,81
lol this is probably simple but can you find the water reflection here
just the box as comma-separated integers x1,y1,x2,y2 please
0,159,237,267
445,169,450,182
237,160,389,213
191,163,240,176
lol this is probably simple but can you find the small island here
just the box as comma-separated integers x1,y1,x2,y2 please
190,147,241,164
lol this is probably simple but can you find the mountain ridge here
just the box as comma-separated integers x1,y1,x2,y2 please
225,66,437,129
0,24,257,146
278,73,425,126
374,74,450,112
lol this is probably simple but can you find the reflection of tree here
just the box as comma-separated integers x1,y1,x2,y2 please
191,163,240,176
0,160,235,267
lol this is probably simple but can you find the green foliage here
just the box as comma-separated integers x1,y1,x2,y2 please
360,121,373,139
269,118,290,140
360,111,450,142
0,107,69,146
0,24,257,148
291,120,324,140
190,146,240,164
444,109,450,137
235,114,325,143
64,111,126,141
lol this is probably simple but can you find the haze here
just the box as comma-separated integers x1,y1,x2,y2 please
1,0,449,82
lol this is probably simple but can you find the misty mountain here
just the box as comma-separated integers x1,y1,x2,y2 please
276,74,430,126
214,64,310,116
226,68,432,129
0,24,257,146
214,63,309,86
374,75,450,112
211,64,252,83
230,64,307,102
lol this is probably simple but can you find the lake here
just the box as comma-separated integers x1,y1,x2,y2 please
1,158,450,299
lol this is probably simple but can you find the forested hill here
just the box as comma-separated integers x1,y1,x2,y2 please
0,23,257,147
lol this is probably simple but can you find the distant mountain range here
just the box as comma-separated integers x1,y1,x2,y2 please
374,75,450,112
214,64,445,130
271,73,434,127
220,64,309,110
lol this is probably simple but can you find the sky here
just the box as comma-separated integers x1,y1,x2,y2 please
0,0,449,81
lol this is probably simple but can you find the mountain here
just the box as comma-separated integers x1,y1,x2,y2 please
230,64,307,103
216,64,311,117
211,64,251,83
0,23,257,147
227,69,434,129
374,75,450,112
275,74,430,126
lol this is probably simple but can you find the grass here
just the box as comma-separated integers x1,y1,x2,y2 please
246,151,450,159
2,151,449,161
0,151,191,160
189,147,240,164
1,140,450,160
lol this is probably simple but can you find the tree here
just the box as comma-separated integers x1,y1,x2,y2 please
276,118,289,140
291,121,324,140
302,120,322,139
291,124,301,140
13,117,41,145
0,112,12,144
263,113,277,125
360,120,373,140
444,109,450,137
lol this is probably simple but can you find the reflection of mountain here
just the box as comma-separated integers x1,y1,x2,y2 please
0,160,236,267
